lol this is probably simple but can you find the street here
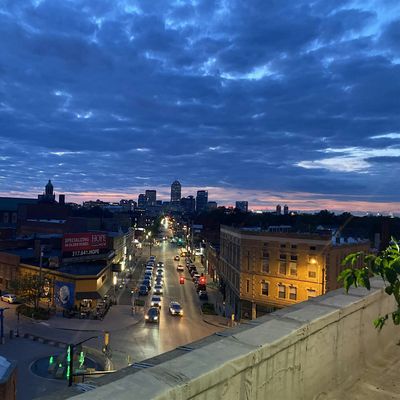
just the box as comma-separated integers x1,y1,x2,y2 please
108,239,221,365
0,238,224,400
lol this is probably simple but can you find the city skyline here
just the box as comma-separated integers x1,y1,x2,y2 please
1,1,400,213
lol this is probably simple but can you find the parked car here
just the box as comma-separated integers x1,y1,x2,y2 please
176,265,184,272
174,255,180,261
154,285,163,295
150,296,162,308
157,262,164,268
196,283,207,292
155,277,164,286
156,268,164,276
198,291,208,301
145,307,160,323
144,271,153,279
1,294,17,303
169,301,183,316
138,285,149,296
149,256,156,261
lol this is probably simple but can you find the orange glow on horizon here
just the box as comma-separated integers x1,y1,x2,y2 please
0,186,398,214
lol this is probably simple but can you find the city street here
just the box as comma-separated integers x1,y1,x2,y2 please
0,238,224,399
108,239,222,366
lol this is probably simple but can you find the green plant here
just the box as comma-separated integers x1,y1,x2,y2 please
338,238,400,330
201,302,216,315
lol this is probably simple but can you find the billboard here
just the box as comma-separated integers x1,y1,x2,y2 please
54,281,75,309
62,232,107,252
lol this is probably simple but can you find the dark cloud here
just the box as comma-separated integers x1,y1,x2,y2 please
0,0,399,210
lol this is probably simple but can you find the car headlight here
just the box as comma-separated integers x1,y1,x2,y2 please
154,316,158,320
145,315,149,319
180,311,183,315
151,302,154,306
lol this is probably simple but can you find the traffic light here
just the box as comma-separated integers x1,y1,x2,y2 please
179,276,185,284
199,276,206,285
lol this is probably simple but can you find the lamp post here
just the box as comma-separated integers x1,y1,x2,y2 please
113,275,117,304
68,335,99,386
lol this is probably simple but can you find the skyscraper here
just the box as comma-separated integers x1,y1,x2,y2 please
196,190,208,213
235,201,248,212
180,196,195,214
276,204,282,215
283,204,289,215
171,180,181,203
145,190,156,206
138,194,146,208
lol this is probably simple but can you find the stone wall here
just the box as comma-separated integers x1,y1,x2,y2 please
71,278,398,400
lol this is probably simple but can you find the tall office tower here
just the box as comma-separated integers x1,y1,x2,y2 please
196,190,208,213
276,204,282,215
138,194,146,208
235,201,248,212
171,180,181,203
145,190,157,206
283,204,289,215
180,196,196,214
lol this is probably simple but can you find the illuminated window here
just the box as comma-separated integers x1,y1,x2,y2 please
278,284,286,299
279,254,287,274
261,281,269,296
307,289,317,299
289,286,297,300
308,264,317,278
262,252,269,273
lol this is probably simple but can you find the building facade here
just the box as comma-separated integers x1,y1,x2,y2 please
196,190,208,213
218,225,370,319
145,190,157,207
235,201,248,212
170,181,181,203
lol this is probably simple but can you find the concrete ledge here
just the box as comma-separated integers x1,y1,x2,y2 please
71,278,399,400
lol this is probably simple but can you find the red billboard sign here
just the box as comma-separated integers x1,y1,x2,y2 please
62,232,107,252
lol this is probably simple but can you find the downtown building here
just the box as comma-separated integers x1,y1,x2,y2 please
217,225,370,319
196,190,208,213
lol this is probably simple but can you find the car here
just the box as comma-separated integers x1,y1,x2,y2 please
193,273,201,283
1,294,17,303
151,296,162,308
169,301,183,316
190,269,198,278
156,268,164,275
157,262,164,268
198,291,208,301
176,265,184,272
149,256,156,261
145,266,154,272
196,283,207,292
174,255,180,261
138,285,149,296
154,285,163,295
144,271,153,279
155,276,164,285
145,307,160,323
142,279,151,290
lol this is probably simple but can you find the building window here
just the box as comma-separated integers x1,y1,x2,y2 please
291,244,297,249
279,254,287,274
280,244,286,248
309,246,316,251
289,286,297,300
246,279,250,293
3,213,9,224
307,289,317,299
278,284,286,299
308,265,317,278
11,213,17,224
289,262,297,276
261,281,269,296
262,252,269,273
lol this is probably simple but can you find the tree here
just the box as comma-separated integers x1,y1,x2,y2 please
338,238,400,330
10,274,50,311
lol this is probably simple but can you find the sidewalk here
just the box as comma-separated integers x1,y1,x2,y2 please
189,256,229,328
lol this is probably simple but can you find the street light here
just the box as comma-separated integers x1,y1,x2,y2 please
68,335,99,386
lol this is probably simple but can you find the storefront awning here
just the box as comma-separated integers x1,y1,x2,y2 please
75,291,102,300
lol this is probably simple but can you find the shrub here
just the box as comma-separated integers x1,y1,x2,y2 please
16,304,50,320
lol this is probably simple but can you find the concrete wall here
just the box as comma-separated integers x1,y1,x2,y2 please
71,278,398,400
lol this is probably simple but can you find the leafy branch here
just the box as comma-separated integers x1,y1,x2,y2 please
338,238,400,330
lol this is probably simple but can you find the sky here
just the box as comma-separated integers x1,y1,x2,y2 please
0,0,400,213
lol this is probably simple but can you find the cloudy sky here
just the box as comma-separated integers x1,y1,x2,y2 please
1,0,400,212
